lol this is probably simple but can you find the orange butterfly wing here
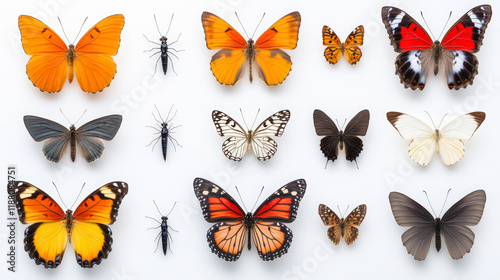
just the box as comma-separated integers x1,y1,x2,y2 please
322,25,343,65
73,14,125,93
201,12,247,85
71,181,128,267
343,25,364,65
12,181,68,268
18,15,70,93
254,12,301,85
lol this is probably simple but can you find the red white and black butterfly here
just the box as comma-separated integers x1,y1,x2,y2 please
193,177,306,261
381,5,492,90
389,190,486,260
313,109,370,167
212,109,290,161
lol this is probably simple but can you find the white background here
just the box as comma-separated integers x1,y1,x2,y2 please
0,0,499,279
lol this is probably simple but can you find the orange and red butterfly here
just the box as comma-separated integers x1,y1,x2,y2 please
193,178,306,261
18,14,125,93
201,11,301,86
10,181,128,268
322,25,364,65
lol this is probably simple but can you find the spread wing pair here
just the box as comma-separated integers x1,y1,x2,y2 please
212,110,290,161
313,109,370,166
18,14,125,93
318,204,366,245
381,5,492,90
389,190,486,260
386,111,485,166
10,181,128,268
24,114,123,163
193,178,306,261
322,25,364,65
201,11,301,85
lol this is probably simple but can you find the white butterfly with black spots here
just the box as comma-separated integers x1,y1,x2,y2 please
211,110,291,161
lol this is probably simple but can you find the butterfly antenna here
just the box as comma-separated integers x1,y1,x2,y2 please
343,205,350,218
152,200,164,216
424,111,438,129
423,190,438,217
74,109,87,126
57,17,71,43
59,108,72,125
341,118,347,130
69,182,86,210
239,108,250,131
165,14,175,37
438,188,452,217
250,109,261,130
154,104,165,123
437,12,453,41
166,201,177,217
235,186,249,212
420,11,436,41
234,12,250,38
166,104,177,123
250,186,265,213
153,14,163,36
73,17,89,45
251,13,266,39
437,113,449,129
52,182,69,210
335,119,341,129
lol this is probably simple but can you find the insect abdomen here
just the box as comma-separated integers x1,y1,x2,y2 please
161,124,168,160
70,126,76,162
435,218,441,252
161,39,168,75
161,219,168,255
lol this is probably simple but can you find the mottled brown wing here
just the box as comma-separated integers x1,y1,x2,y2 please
318,204,342,245
343,204,367,245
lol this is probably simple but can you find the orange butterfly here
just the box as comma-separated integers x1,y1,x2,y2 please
318,204,367,245
10,181,128,268
201,11,301,86
322,25,364,65
18,14,125,93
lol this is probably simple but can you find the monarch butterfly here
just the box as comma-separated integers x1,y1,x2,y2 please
193,178,306,261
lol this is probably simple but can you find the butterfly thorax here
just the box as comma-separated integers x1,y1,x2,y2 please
69,125,77,162
244,212,256,250
246,130,254,153
65,209,74,242
338,131,345,150
66,45,76,83
244,39,257,83
434,217,442,252
431,41,444,75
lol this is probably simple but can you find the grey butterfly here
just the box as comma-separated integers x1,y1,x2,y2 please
24,114,122,163
389,190,486,260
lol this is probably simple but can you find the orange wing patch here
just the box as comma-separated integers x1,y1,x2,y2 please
18,14,124,93
318,204,366,245
201,11,301,86
323,25,364,65
11,181,128,268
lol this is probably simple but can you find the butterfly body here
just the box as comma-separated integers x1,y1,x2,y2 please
212,110,290,161
24,114,123,163
159,216,170,255
12,181,128,268
158,36,170,74
381,5,492,90
202,11,301,86
389,190,486,260
19,14,125,93
160,122,169,160
194,178,306,261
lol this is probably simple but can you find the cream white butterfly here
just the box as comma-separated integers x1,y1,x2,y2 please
211,110,290,161
386,111,485,166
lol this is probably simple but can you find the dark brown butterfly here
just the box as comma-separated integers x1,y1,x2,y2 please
313,109,370,167
318,204,366,245
389,190,486,260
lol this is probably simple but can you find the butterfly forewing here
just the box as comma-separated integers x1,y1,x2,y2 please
313,109,339,136
343,26,364,65
322,25,343,64
253,179,306,222
344,110,370,136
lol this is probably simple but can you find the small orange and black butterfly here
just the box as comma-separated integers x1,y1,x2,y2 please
10,181,128,268
322,25,364,65
318,204,367,245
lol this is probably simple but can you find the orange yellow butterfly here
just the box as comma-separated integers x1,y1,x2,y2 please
18,14,125,93
10,181,128,268
201,11,301,86
322,25,364,65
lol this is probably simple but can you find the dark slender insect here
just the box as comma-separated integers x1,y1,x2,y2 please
143,14,183,75
146,201,177,255
147,105,181,161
